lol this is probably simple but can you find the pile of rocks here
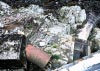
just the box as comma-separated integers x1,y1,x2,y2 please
27,5,87,69
0,1,100,71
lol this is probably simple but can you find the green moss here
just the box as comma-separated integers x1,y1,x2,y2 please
52,54,60,60
26,23,33,29
47,50,52,54
52,44,58,48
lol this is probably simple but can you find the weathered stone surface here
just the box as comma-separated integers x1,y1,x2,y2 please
0,1,13,15
57,5,87,36
0,1,90,70
58,5,86,24
26,5,87,68
94,28,100,41
56,50,100,71
18,4,44,14
93,28,100,49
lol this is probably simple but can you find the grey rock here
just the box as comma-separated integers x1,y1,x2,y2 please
0,1,13,15
39,41,46,47
94,28,100,41
58,5,86,26
18,4,44,14
93,28,100,48
77,9,86,23
47,35,59,45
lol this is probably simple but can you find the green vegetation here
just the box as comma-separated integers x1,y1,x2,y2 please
52,44,58,48
26,23,33,29
52,54,60,60
47,50,52,54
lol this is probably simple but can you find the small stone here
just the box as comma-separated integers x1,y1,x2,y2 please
59,6,70,16
5,30,9,34
44,47,51,51
49,25,63,35
6,41,15,46
68,15,75,24
43,28,48,32
60,45,69,50
0,22,4,27
51,48,57,52
58,59,68,65
94,28,100,41
63,58,68,61
0,11,4,15
70,5,81,12
93,28,100,48
78,9,86,23
18,30,24,35
53,51,61,55
28,4,44,14
61,38,69,43
39,41,46,47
